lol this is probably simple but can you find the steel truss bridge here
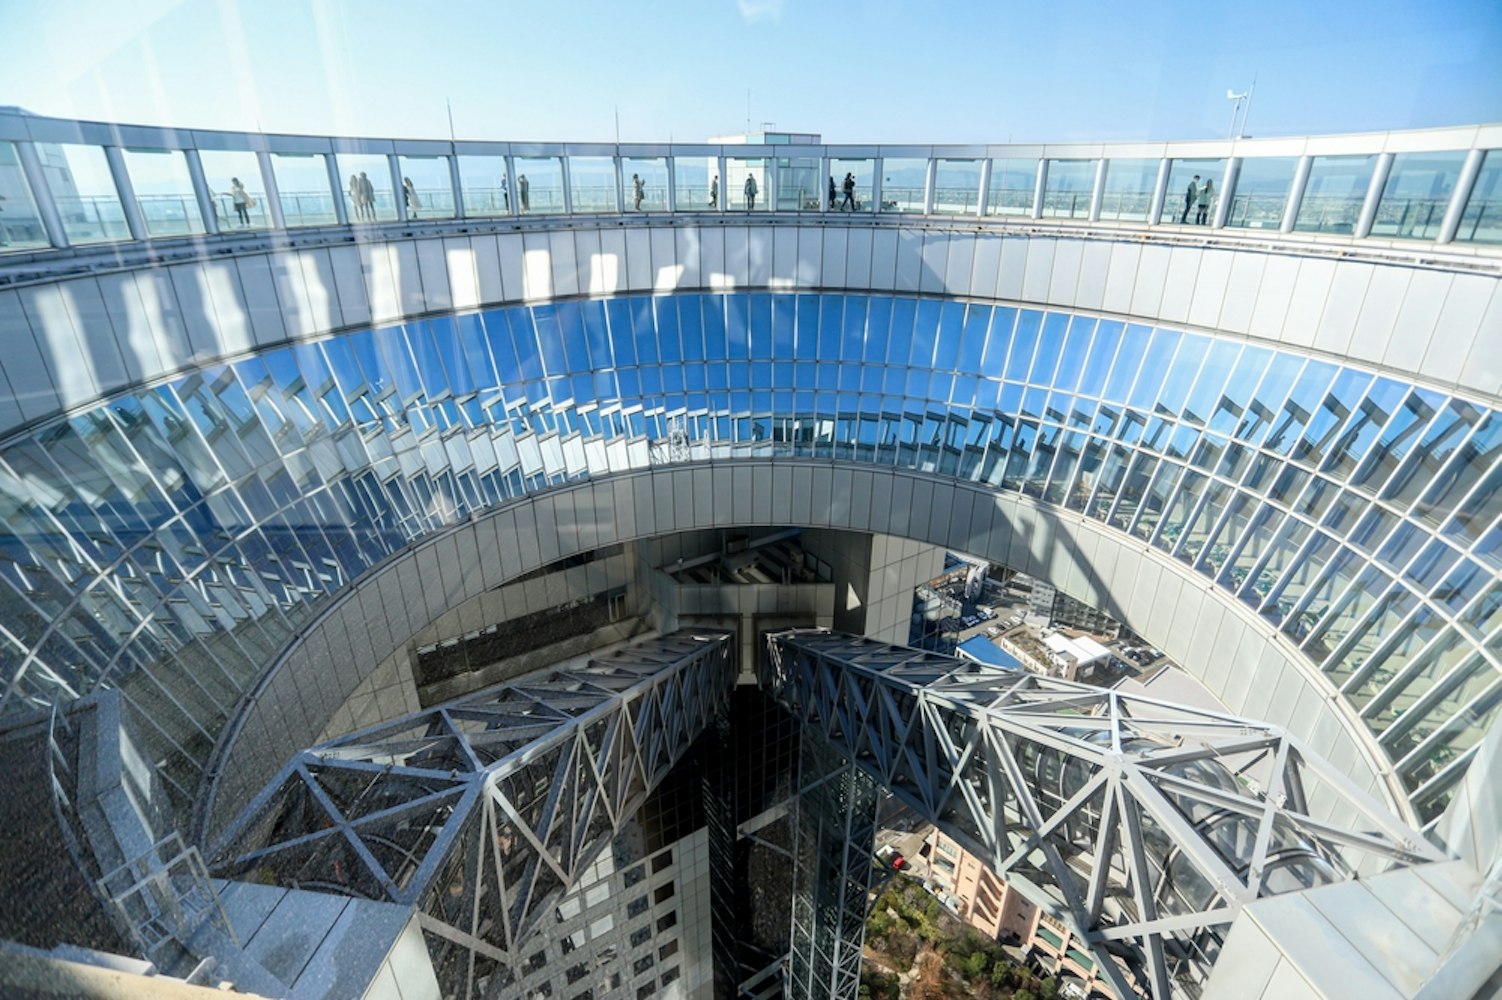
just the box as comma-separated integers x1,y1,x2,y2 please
766,629,1445,1000
210,631,734,997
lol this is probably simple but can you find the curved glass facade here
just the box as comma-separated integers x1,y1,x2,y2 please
0,291,1496,823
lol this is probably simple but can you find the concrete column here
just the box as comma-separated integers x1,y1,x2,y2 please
977,157,993,218
389,153,407,223
1214,158,1240,229
1355,152,1394,239
1437,148,1485,245
183,149,220,235
1032,158,1048,220
446,153,464,220
1147,157,1172,226
1280,155,1312,233
1088,158,1108,222
15,141,69,248
324,153,350,226
103,146,148,241
256,151,286,230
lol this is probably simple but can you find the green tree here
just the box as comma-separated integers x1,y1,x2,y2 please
1040,976,1060,1000
1014,991,1037,1000
964,949,989,981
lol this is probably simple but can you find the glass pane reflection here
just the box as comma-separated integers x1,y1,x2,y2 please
513,156,564,214
0,141,50,249
198,149,271,230
881,157,927,213
456,155,511,216
1226,157,1296,230
1296,155,1377,234
44,143,130,243
986,158,1036,216
121,148,205,237
1042,159,1094,219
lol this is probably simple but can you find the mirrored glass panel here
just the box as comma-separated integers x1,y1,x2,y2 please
569,156,617,213
337,153,396,223
1100,158,1158,222
1161,157,1225,225
674,156,716,210
726,157,765,211
397,155,455,219
1226,156,1297,230
985,157,1036,216
1456,149,1501,245
456,154,511,215
829,157,874,213
1042,159,1095,218
880,157,927,213
121,148,205,237
514,156,564,213
40,142,129,243
198,149,270,230
933,159,981,214
1295,154,1376,234
0,140,49,250
271,153,336,227
622,156,668,212
1370,151,1464,240
775,156,820,211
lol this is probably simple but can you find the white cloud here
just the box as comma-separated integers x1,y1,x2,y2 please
737,0,784,23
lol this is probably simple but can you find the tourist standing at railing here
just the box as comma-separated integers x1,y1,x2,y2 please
829,176,837,209
1196,179,1213,224
632,174,644,211
1182,175,1199,224
223,178,254,226
842,173,856,211
744,173,757,211
358,172,375,221
709,175,718,209
348,174,363,221
519,175,530,212
403,177,422,218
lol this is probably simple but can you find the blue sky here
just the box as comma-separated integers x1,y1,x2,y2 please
1,0,1498,143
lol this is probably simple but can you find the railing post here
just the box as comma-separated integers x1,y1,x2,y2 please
324,153,350,226
1281,155,1312,233
104,146,149,241
1148,158,1171,226
16,141,70,249
1438,148,1485,245
1088,159,1107,222
1355,152,1393,239
256,151,286,230
183,149,220,236
1032,159,1048,220
503,155,518,215
977,158,992,218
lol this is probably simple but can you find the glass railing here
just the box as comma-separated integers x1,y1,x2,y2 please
137,194,204,237
53,194,131,242
2,112,1500,254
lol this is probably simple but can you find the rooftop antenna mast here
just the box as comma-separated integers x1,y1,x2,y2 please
1226,74,1257,139
446,99,455,142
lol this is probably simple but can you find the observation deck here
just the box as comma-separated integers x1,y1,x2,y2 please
0,112,1498,846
